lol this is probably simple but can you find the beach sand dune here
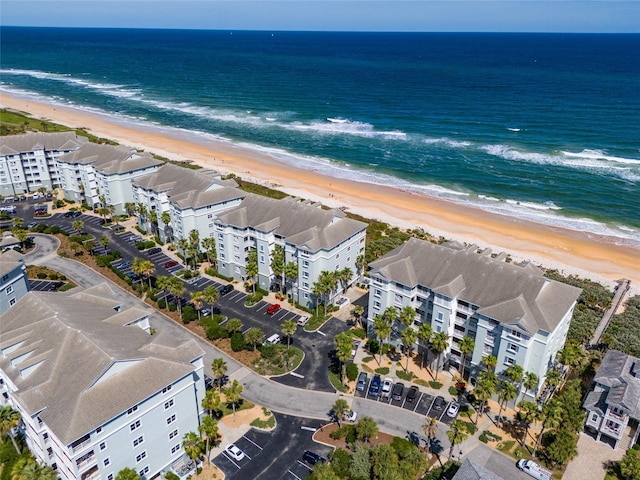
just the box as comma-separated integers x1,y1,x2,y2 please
2,93,638,293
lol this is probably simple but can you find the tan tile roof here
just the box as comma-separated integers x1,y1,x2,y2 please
0,132,88,155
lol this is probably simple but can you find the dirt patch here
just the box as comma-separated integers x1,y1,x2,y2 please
220,405,271,429
313,422,396,451
213,338,261,366
194,461,225,480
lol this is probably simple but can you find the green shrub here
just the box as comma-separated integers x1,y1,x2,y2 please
366,338,380,355
182,306,197,324
206,323,227,340
164,472,180,480
183,270,192,280
245,292,264,306
429,381,443,389
396,370,414,381
374,367,389,375
158,299,167,309
346,363,359,381
391,436,417,456
49,273,59,280
362,356,374,363
230,332,247,352
345,424,357,444
449,386,460,396
168,303,177,312
351,328,367,339
260,343,276,359
36,272,47,279
135,240,156,250
58,283,74,292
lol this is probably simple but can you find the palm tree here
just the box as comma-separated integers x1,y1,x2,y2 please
198,416,219,465
284,261,298,298
211,358,228,394
482,354,497,373
446,419,469,462
281,319,297,350
270,245,285,293
355,416,378,443
115,467,140,480
523,371,539,399
246,248,258,293
168,276,186,320
401,327,418,371
191,291,204,320
11,457,57,480
351,305,364,327
99,235,109,250
417,323,432,370
311,282,323,317
355,254,366,281
430,331,449,379
71,219,84,234
544,369,563,399
177,238,189,264
318,270,337,315
332,398,350,426
245,327,264,351
336,267,353,294
399,305,416,328
156,275,171,309
202,285,220,319
132,257,155,289
202,389,221,417
223,379,243,422
201,237,216,266
0,406,21,454
458,336,475,380
473,382,494,425
497,380,517,424
12,217,24,229
518,401,540,448
373,314,391,365
182,431,203,462
533,399,563,457
226,318,243,334
124,202,136,217
422,416,438,450
335,331,353,383
160,211,171,241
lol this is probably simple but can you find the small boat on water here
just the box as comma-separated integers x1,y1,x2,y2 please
327,117,348,123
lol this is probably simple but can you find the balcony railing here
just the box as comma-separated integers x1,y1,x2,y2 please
602,423,623,438
70,438,91,454
606,410,628,421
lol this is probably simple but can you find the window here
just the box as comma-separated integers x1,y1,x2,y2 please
260,255,265,263
511,329,522,338
171,444,181,454
302,271,309,278
139,466,149,476
374,289,381,298
591,413,598,422
9,298,16,307
504,356,516,366
507,343,519,354
335,253,339,259
104,458,110,467
99,442,106,451
162,385,172,394
303,260,309,267
373,301,381,310
169,429,179,440
107,475,114,480
437,312,443,321
136,451,147,463
133,435,144,447
164,399,174,410
259,245,264,252
166,414,176,425
130,420,141,432
95,427,102,434
6,285,13,295
127,405,138,415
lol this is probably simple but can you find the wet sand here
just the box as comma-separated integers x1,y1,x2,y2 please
2,92,638,292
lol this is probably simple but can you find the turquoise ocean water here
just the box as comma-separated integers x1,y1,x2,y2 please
1,28,639,245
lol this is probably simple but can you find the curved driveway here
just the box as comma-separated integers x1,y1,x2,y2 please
25,234,450,447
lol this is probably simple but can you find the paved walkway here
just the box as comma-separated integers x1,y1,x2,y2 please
564,432,627,480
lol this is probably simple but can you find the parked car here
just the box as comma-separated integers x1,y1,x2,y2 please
369,375,382,397
356,372,368,392
147,247,162,255
406,385,419,402
70,211,82,218
408,431,421,446
342,410,357,422
220,284,234,295
392,382,405,401
297,316,309,326
266,303,281,315
516,459,552,480
225,444,245,461
381,378,393,398
200,307,212,317
263,333,281,345
302,450,326,465
446,401,460,418
433,395,445,411
164,260,179,268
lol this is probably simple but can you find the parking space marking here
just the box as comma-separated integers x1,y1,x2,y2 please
221,453,241,469
290,372,304,378
316,330,326,336
412,393,423,411
242,435,263,451
288,469,304,479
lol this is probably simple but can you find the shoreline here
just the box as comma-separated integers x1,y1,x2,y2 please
2,92,639,294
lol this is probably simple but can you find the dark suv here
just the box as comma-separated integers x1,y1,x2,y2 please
302,450,326,465
369,374,382,397
147,247,162,255
220,284,234,295
392,382,405,401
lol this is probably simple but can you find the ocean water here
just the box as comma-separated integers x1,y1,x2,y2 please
1,28,639,245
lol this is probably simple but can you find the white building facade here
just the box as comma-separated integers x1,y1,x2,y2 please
0,249,29,314
215,195,367,309
0,132,87,198
367,238,581,400
0,284,206,480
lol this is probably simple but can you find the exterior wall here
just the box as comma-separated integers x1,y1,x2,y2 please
97,167,161,216
366,272,569,401
132,185,168,238
0,262,29,313
170,197,243,245
58,161,84,204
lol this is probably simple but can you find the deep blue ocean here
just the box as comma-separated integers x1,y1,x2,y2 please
1,28,639,244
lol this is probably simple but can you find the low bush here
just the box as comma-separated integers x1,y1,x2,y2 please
449,386,460,396
245,292,264,306
429,381,443,389
157,299,167,309
36,272,47,279
168,303,177,312
396,370,415,381
182,306,198,324
374,367,389,375
205,268,234,281
362,356,374,363
366,338,380,355
230,332,247,352
135,240,156,250
260,344,276,359
351,328,367,339
206,322,227,340
346,363,359,382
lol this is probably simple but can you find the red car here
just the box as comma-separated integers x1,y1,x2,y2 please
266,303,281,315
164,260,179,268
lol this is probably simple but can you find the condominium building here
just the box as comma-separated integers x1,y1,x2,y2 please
366,238,581,400
583,349,640,450
57,143,163,214
0,132,87,197
214,195,367,308
132,163,242,242
0,249,29,313
0,283,206,480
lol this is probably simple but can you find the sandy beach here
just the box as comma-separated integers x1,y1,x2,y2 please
2,93,639,292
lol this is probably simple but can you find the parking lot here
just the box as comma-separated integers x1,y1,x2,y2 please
214,413,332,480
28,279,65,292
353,376,456,424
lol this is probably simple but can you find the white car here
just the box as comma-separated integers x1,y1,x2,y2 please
225,444,245,461
342,410,358,422
446,401,460,418
381,378,393,398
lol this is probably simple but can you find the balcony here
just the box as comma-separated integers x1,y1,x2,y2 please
602,422,624,439
70,435,91,454
606,409,628,422
75,450,96,469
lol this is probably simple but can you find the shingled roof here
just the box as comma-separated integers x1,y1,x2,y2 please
57,143,162,174
587,350,640,419
215,195,367,252
0,132,87,155
369,237,581,334
0,285,203,445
